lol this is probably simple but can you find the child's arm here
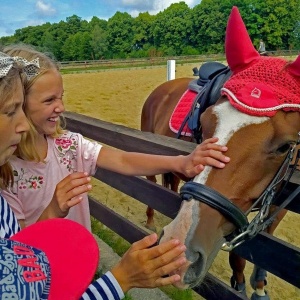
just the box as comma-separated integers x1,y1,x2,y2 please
81,234,185,299
110,233,186,292
97,137,230,177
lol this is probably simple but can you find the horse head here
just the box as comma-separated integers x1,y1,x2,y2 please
159,6,300,289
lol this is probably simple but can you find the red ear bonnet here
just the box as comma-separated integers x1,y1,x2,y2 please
288,55,300,77
222,6,300,116
225,6,260,74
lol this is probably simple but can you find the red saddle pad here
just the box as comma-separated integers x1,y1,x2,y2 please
169,89,197,136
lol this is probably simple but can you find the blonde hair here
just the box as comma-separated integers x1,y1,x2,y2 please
3,44,66,162
0,63,24,188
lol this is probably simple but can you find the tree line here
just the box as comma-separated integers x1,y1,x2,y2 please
0,0,299,61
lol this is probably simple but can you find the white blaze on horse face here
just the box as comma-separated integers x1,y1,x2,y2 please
161,200,200,244
193,102,269,184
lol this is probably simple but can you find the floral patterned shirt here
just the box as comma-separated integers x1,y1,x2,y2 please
3,131,102,230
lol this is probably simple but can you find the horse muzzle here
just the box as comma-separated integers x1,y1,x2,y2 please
159,200,209,289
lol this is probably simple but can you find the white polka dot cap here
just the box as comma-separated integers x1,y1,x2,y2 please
0,51,40,80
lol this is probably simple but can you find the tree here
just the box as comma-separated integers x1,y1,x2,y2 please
291,21,300,49
190,0,233,54
40,30,56,55
90,25,108,59
106,12,134,58
89,16,107,31
14,23,51,47
259,0,300,50
152,2,194,55
62,31,92,60
46,22,70,60
132,12,154,54
65,15,84,35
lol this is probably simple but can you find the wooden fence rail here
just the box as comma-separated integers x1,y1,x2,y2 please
60,50,300,69
65,111,300,300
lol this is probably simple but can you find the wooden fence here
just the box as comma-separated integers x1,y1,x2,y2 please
65,111,300,300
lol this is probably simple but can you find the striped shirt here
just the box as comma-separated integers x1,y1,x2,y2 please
0,193,20,238
0,192,124,300
81,272,124,300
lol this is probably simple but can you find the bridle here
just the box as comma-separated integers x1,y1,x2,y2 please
180,132,300,251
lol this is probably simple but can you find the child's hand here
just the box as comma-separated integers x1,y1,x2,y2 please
180,137,230,178
111,233,186,293
42,172,92,219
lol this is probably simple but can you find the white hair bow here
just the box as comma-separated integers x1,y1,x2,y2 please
0,52,40,80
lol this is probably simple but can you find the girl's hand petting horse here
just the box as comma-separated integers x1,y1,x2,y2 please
111,233,186,293
38,172,92,220
179,137,230,178
97,137,229,178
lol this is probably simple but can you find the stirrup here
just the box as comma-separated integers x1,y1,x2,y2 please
250,290,270,300
230,275,247,296
250,266,268,289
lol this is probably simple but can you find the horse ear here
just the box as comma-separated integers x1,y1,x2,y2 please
288,55,300,77
225,6,260,74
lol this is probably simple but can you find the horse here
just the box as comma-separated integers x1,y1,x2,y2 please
141,7,300,300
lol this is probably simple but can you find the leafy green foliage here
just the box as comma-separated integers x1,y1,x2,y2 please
106,12,135,58
1,2,299,60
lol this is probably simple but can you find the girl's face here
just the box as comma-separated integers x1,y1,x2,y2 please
25,69,65,135
0,78,29,166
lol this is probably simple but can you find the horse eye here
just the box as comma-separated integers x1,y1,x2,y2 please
276,143,292,154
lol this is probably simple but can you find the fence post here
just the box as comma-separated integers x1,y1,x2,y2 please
167,59,176,80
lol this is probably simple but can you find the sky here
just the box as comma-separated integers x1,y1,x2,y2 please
0,0,199,38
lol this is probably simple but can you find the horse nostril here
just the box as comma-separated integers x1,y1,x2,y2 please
184,251,206,286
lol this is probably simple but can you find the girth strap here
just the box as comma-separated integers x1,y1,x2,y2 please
180,181,249,231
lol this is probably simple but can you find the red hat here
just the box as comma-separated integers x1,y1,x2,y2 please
221,6,300,117
3,218,99,299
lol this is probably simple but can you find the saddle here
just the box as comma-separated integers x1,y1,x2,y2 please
177,61,232,143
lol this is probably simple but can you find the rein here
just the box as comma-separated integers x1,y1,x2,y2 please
180,133,300,251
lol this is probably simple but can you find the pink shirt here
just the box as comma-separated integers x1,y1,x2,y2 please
3,131,102,231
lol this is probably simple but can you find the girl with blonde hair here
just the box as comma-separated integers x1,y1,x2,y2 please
2,44,230,231
0,50,189,299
